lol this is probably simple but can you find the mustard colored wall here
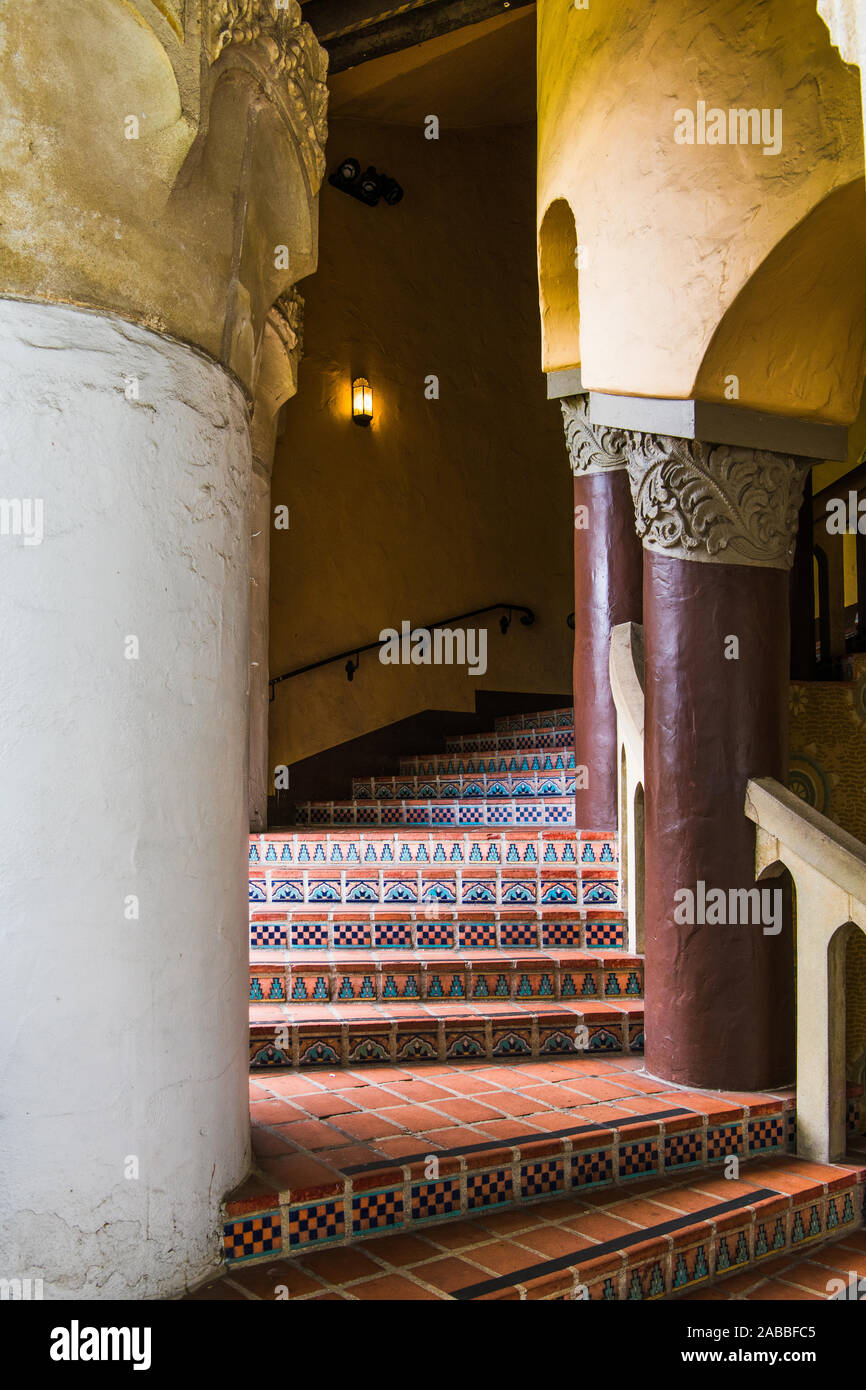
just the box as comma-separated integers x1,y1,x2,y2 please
269,118,573,770
537,0,866,422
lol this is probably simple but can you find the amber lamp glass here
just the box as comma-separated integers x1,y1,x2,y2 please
352,377,373,426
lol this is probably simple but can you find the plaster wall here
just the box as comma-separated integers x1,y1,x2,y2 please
537,0,866,422
0,299,251,1298
269,118,573,771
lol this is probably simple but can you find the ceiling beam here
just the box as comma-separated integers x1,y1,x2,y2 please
302,0,534,73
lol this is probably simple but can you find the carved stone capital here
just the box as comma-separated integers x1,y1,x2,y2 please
0,1,327,394
251,289,304,463
561,395,630,477
624,433,811,569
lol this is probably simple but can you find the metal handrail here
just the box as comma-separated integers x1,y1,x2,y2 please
269,602,536,696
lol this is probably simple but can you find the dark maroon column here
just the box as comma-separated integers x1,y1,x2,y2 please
642,552,795,1089
572,468,643,830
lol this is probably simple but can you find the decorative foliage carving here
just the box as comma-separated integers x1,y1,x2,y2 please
624,433,810,569
270,287,304,364
208,1,328,182
560,395,629,476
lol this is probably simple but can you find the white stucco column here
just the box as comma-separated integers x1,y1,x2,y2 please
0,299,252,1298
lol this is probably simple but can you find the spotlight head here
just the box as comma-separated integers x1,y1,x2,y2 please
500,613,511,635
379,175,404,206
338,156,360,182
357,166,381,205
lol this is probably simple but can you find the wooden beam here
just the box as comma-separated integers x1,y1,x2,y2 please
303,0,534,72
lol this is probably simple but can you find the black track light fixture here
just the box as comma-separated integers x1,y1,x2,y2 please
329,157,403,208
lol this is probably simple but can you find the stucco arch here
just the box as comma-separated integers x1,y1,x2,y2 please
538,197,581,372
695,179,866,423
537,0,865,413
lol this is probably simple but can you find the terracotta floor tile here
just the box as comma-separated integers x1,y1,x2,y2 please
297,1245,384,1285
385,1080,455,1103
361,1232,441,1266
257,1153,341,1194
434,1073,502,1095
473,1118,547,1141
376,1104,441,1132
512,1225,591,1260
744,1280,823,1300
349,1274,442,1300
461,1238,544,1277
250,1128,295,1157
293,1092,363,1119
250,1098,308,1125
560,1210,644,1243
272,1119,346,1151
328,1111,406,1142
434,1098,515,1123
257,1073,329,1098
411,1255,492,1293
485,1090,551,1117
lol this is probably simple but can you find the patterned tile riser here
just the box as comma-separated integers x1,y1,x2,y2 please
250,832,619,915
248,1010,641,1069
249,958,644,1005
351,774,577,799
295,798,577,827
250,914,628,950
222,1105,836,1272
398,747,576,776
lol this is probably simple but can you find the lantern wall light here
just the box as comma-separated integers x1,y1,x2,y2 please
352,377,373,427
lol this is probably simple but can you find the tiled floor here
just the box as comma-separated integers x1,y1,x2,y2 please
246,1056,792,1191
195,1149,866,1301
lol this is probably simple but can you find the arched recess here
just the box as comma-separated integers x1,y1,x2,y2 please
633,782,645,955
695,180,866,424
829,922,866,1156
538,197,581,372
755,859,798,1088
845,928,866,1136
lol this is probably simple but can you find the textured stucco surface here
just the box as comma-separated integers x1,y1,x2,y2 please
269,119,573,770
537,0,866,421
0,298,252,1298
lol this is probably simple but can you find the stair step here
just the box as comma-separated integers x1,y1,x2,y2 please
678,1227,866,1300
248,998,645,1069
250,949,644,1006
439,729,575,756
399,747,576,775
215,1158,865,1300
294,797,576,827
250,909,626,951
352,774,576,798
492,708,574,733
217,1052,864,1300
250,830,618,915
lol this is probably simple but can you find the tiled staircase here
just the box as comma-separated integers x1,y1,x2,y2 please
210,706,866,1302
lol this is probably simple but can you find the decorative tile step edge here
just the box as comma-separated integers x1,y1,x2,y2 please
439,728,575,750
251,828,616,864
492,708,574,732
294,798,577,828
398,749,577,775
247,1006,645,1069
352,776,577,799
222,1164,866,1300
219,1104,821,1268
249,911,627,951
472,1179,866,1302
249,956,644,1005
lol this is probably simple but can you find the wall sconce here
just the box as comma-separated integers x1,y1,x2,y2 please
352,377,373,427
